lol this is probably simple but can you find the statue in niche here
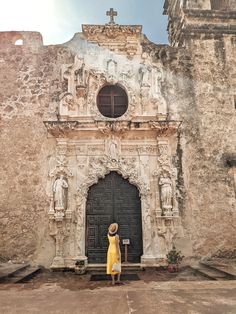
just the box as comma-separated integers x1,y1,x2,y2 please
109,138,118,161
139,64,151,87
153,68,167,114
107,59,117,81
159,172,173,214
53,175,68,210
76,88,87,114
153,68,163,94
75,59,88,88
120,63,134,80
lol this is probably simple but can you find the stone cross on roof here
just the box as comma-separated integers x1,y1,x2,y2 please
106,8,117,24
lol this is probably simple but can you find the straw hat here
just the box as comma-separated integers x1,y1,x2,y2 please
108,223,118,235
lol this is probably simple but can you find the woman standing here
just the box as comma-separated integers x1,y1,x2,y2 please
106,223,121,285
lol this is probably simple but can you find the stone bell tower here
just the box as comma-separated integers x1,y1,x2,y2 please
164,0,236,47
163,0,236,258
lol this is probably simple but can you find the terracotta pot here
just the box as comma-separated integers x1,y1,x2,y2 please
167,264,179,272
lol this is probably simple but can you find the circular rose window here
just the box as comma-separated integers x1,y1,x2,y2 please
97,85,128,118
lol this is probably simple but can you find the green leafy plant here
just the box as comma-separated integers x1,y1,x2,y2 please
75,260,85,266
166,246,184,265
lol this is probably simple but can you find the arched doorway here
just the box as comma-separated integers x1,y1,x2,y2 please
86,171,143,263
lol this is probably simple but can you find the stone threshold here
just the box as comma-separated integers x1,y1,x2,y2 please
87,263,163,269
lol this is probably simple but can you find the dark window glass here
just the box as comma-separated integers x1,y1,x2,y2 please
97,85,128,118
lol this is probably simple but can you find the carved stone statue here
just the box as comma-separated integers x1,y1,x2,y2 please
153,68,163,95
53,175,68,210
75,59,88,87
139,64,151,87
159,172,173,214
107,59,117,75
109,138,118,161
152,68,167,114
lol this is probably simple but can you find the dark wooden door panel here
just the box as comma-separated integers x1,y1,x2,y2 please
86,172,143,263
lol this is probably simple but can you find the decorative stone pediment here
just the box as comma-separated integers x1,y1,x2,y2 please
82,24,142,39
82,24,142,58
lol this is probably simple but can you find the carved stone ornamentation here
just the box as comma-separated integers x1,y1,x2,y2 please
96,121,130,134
157,220,178,257
77,155,149,201
108,137,119,161
82,24,142,40
82,24,142,58
41,11,185,269
71,154,152,262
159,172,173,216
149,121,181,137
139,64,152,87
152,67,167,114
74,58,88,88
53,175,68,212
106,59,118,82
59,93,77,117
44,121,79,137
157,140,171,174
49,154,73,178
63,56,89,95
50,221,71,268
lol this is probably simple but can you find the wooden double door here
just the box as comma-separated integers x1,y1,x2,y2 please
86,172,143,263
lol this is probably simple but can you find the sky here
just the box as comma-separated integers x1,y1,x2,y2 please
0,0,168,45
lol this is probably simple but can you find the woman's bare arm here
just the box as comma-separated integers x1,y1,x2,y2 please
115,235,121,261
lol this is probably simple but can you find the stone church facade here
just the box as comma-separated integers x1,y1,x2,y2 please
0,0,235,268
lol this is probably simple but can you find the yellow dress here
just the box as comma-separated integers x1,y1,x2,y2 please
106,234,121,275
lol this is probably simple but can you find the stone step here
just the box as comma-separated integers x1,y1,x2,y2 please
0,263,30,283
87,263,143,273
190,264,229,281
7,267,41,283
200,261,236,279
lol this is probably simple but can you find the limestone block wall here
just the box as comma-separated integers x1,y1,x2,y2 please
0,33,73,264
164,0,236,258
177,35,236,257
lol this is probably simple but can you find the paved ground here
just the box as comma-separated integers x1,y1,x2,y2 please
0,279,236,314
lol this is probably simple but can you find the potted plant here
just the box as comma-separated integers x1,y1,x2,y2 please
166,246,184,272
74,259,86,275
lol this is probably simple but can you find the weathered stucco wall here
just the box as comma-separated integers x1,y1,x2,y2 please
0,32,74,265
164,0,236,257
180,35,236,257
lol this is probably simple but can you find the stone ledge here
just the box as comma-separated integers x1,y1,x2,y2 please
183,9,236,19
44,120,181,137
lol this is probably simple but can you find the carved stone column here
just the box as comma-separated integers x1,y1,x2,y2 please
140,193,157,264
74,192,87,265
156,139,179,218
48,138,74,269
